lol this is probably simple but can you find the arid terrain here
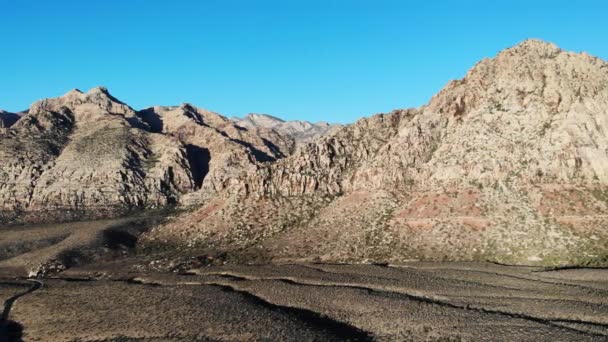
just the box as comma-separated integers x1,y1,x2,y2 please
2,259,608,340
3,40,608,267
2,39,608,341
1,219,608,341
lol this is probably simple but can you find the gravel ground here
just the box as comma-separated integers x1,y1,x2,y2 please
1,261,607,341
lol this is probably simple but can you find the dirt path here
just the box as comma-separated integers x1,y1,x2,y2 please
0,279,43,342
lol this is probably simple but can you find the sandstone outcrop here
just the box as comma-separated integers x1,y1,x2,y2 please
145,40,608,266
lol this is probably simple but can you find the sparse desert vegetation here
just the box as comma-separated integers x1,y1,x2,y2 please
3,38,608,341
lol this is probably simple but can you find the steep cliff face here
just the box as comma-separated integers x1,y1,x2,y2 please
146,40,608,266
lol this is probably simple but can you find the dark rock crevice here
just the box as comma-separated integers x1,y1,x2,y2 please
185,145,210,189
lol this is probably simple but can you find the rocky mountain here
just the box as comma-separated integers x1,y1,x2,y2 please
3,39,608,266
232,113,341,152
144,40,608,266
0,87,295,223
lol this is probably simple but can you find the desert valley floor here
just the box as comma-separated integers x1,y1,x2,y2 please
1,220,608,341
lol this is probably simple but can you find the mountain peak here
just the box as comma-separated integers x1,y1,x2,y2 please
232,113,340,145
62,86,115,101
179,103,198,112
87,86,110,95
428,39,608,118
0,110,21,129
500,39,561,58
84,86,129,106
514,38,559,50
28,85,134,122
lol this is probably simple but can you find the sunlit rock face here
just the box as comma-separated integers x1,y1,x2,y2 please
0,87,329,222
145,40,608,266
0,110,21,133
4,40,608,266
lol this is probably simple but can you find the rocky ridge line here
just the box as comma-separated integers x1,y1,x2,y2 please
0,87,332,223
145,40,608,267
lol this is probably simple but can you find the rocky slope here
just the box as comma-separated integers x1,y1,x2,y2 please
0,88,194,222
145,40,608,266
0,88,295,223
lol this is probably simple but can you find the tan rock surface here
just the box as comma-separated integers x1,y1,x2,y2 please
146,40,608,266
3,39,608,266
233,113,342,151
0,88,198,222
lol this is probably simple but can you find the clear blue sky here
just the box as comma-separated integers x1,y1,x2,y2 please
1,0,607,123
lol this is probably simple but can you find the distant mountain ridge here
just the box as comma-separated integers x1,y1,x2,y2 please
232,113,341,152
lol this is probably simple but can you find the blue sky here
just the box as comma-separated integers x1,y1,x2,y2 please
1,0,607,123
